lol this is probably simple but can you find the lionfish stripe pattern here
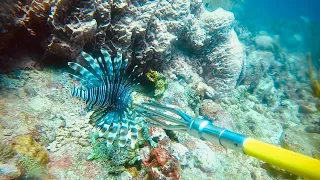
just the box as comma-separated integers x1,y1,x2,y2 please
66,48,141,147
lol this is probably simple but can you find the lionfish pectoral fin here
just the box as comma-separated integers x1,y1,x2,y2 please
118,115,129,147
106,114,120,147
89,108,109,125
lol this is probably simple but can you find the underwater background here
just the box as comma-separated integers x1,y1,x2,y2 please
0,0,319,179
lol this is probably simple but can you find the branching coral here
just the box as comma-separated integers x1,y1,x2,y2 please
146,70,167,97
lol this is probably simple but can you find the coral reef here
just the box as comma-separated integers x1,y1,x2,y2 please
87,135,139,170
280,127,320,159
0,164,21,179
146,70,167,97
307,53,320,98
1,0,245,102
4,0,318,179
0,142,15,163
254,35,274,51
202,0,245,11
178,7,245,98
305,119,320,134
243,50,274,91
12,135,49,165
142,147,181,180
20,156,48,179
47,0,97,58
0,0,51,72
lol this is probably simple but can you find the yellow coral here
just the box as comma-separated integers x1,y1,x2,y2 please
12,135,49,165
146,70,167,97
146,70,158,83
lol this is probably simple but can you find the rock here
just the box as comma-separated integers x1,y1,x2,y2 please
148,127,168,144
0,164,21,179
281,127,320,158
119,171,132,180
253,75,279,108
254,35,274,51
299,103,317,114
192,140,221,173
200,99,222,120
244,50,274,91
170,143,190,166
181,8,245,98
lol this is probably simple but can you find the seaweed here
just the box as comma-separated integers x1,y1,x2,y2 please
20,156,47,179
86,133,140,174
307,53,320,109
307,53,320,97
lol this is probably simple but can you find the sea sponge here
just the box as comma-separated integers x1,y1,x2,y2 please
12,135,49,165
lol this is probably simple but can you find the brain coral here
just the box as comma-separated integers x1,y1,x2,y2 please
179,8,245,98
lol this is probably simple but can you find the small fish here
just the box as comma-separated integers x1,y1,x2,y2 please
65,48,142,147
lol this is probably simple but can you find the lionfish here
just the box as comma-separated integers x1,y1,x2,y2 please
65,48,141,147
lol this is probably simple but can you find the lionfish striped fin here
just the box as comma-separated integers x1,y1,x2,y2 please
97,112,115,134
97,57,108,81
68,62,101,85
113,49,122,76
80,51,104,81
71,85,85,98
89,108,108,124
129,117,138,141
63,72,95,87
101,49,114,79
107,115,120,147
119,114,129,147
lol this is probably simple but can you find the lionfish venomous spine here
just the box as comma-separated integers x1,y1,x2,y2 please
65,48,142,147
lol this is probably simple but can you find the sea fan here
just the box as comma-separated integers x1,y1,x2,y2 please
65,48,142,147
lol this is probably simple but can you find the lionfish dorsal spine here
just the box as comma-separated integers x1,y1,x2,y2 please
81,51,104,81
101,49,114,80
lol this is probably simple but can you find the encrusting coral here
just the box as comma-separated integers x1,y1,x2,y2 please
11,135,49,165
